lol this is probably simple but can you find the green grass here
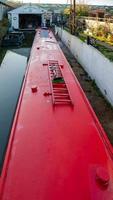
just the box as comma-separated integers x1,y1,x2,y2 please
95,44,113,62
78,33,113,62
64,27,70,33
78,33,86,42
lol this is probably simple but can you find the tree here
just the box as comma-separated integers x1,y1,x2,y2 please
63,0,90,17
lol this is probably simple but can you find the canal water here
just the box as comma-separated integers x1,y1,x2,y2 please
0,51,27,172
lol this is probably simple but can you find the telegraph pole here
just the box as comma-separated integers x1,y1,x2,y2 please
69,0,73,34
73,0,76,34
70,0,76,35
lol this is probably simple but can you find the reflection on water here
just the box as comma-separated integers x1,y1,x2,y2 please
0,51,27,171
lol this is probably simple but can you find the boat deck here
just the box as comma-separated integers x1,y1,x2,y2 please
0,29,113,200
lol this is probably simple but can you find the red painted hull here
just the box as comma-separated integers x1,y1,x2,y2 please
0,29,113,200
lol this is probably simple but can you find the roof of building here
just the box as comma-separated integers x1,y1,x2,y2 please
89,9,106,14
8,4,48,14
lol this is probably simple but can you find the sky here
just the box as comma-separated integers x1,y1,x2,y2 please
22,0,113,6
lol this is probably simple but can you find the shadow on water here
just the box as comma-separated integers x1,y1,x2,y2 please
0,51,27,172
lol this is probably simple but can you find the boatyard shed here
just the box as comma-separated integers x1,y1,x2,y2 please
8,4,52,30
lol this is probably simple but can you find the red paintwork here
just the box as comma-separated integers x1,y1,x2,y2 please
0,29,113,200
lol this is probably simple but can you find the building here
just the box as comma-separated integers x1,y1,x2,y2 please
8,4,52,30
0,0,13,21
89,9,106,18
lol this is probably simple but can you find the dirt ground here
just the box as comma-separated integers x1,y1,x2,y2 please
56,37,113,145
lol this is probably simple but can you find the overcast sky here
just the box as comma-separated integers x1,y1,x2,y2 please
23,0,113,6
